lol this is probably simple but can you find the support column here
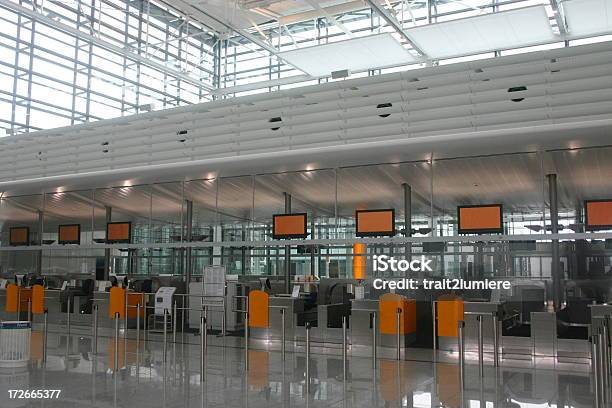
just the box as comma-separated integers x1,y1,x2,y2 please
36,210,43,275
284,192,291,293
310,218,315,276
403,183,412,260
104,206,112,280
185,200,193,283
547,174,561,311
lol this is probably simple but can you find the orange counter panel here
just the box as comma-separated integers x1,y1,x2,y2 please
436,297,464,337
248,290,269,328
109,287,126,319
32,285,45,314
379,293,416,335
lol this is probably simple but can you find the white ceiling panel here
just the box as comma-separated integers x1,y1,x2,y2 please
405,6,557,59
277,33,417,77
564,0,612,37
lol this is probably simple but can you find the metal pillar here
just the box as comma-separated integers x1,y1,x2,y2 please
36,210,43,275
92,304,98,354
477,315,484,376
372,312,377,368
305,322,311,395
104,206,112,280
547,174,561,310
402,183,412,259
184,200,193,328
284,192,292,294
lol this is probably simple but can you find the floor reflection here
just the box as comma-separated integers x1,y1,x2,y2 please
9,331,596,408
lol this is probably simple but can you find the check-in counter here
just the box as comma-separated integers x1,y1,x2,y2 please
464,301,503,353
350,299,378,347
250,295,305,341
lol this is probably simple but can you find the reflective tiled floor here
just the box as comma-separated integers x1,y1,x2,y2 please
1,330,596,408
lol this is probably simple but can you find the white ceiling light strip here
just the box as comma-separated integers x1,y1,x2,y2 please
563,0,612,37
404,5,558,59
277,33,418,77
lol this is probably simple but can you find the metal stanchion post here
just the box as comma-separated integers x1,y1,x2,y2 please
245,302,249,371
432,301,437,361
92,304,99,355
114,312,120,374
396,308,402,361
67,296,71,334
16,289,21,320
599,330,607,405
27,299,31,322
478,315,484,376
222,297,226,337
43,309,48,363
143,300,147,344
136,304,141,346
372,312,377,368
342,315,347,382
281,308,286,361
593,336,602,408
305,322,311,396
200,314,206,381
458,321,465,391
173,301,177,344
163,310,168,363
492,312,499,367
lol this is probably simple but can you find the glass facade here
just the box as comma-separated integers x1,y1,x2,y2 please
2,0,611,134
0,0,216,134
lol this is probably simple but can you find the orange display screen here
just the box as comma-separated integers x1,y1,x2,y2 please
273,214,307,239
585,200,612,230
106,222,131,243
58,224,80,244
9,227,29,246
458,205,503,234
356,209,395,237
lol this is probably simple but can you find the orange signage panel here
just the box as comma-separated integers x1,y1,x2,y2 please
457,204,503,234
58,224,81,244
9,227,29,246
585,200,612,230
355,209,395,237
273,213,307,239
106,222,131,243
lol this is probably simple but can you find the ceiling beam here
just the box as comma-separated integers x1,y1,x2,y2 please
548,0,567,35
0,0,213,91
364,0,427,57
163,0,309,75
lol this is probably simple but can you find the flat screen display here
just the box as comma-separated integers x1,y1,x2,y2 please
273,214,308,239
58,224,80,244
9,227,29,246
457,204,503,234
106,222,131,243
585,200,612,230
355,209,395,237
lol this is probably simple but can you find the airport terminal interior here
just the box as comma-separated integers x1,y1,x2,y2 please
1,0,612,407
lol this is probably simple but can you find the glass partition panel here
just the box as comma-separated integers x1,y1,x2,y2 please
335,161,432,279
548,146,612,233
0,194,44,277
93,185,151,276
432,152,545,236
253,169,337,278
185,178,216,276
